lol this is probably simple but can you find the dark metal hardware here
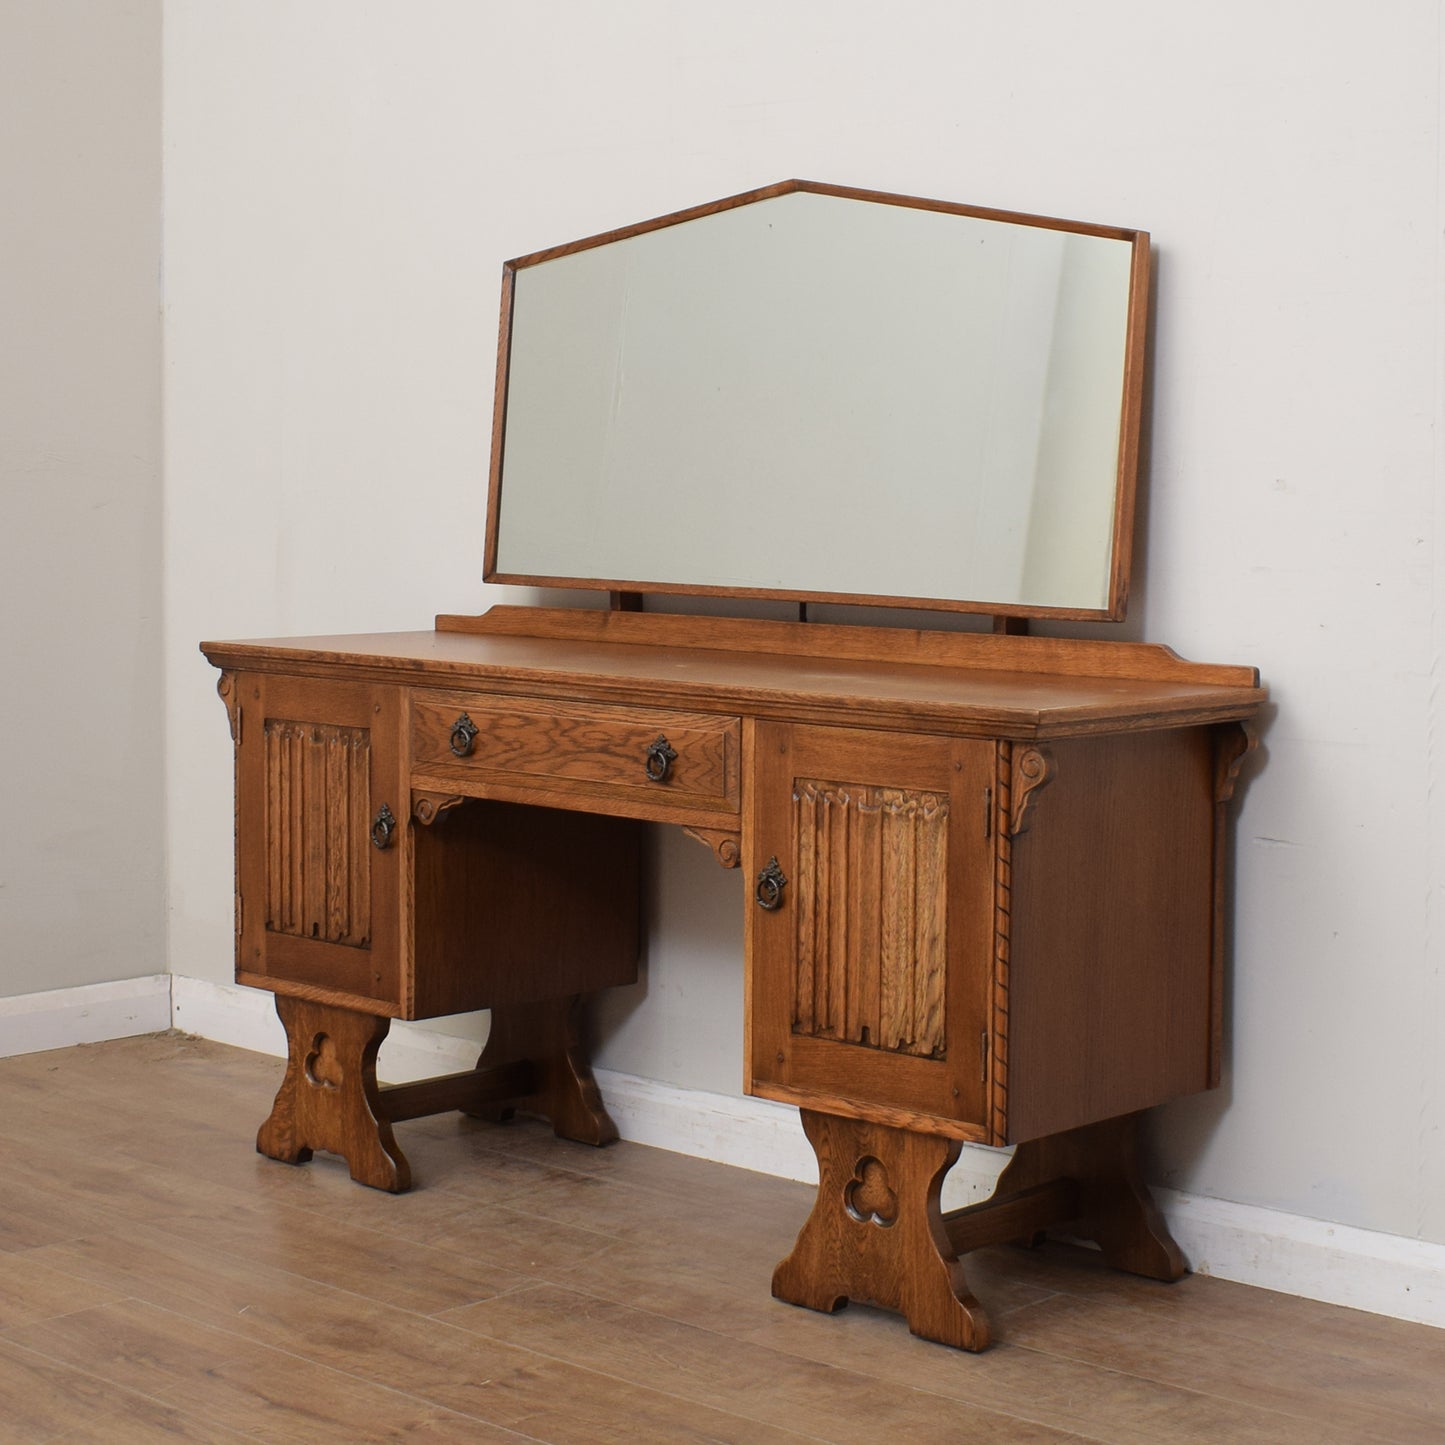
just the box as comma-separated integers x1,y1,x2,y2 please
370,803,397,850
755,856,787,911
644,734,678,783
449,712,479,757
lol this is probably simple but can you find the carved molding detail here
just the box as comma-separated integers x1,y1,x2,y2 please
217,670,240,743
988,743,1013,1146
413,791,467,826
791,778,949,1059
844,1155,899,1228
305,1033,343,1090
680,825,741,868
264,719,372,947
1009,745,1054,836
1213,720,1258,806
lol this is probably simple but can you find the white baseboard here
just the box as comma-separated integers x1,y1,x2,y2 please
1154,1187,1445,1330
591,1064,1009,1208
169,974,284,1055
10,973,1445,1332
169,975,487,1084
0,975,172,1058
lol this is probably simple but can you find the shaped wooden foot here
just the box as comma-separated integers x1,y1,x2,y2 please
994,1112,1186,1281
470,995,618,1146
773,1108,1188,1351
772,1110,992,1351
256,993,619,1192
257,995,409,1192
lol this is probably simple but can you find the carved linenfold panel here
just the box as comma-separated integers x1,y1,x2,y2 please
792,778,948,1059
264,719,372,947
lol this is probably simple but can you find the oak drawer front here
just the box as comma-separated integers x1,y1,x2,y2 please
411,693,740,813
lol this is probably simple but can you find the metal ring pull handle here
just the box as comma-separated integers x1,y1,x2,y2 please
370,803,397,850
449,713,479,757
644,735,678,783
755,856,787,911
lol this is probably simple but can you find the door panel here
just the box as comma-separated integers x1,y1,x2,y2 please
747,721,996,1135
233,674,408,1013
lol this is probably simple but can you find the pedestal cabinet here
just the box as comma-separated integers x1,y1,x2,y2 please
218,664,642,1192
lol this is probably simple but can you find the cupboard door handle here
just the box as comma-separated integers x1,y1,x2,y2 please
644,735,677,782
449,713,479,757
755,857,787,911
370,803,397,850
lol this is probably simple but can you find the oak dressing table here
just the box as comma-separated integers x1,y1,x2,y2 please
202,181,1264,1352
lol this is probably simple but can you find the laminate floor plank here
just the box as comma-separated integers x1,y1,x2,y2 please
0,1335,254,1444
1001,1236,1445,1375
0,1251,133,1339
462,1150,801,1246
0,1171,119,1254
737,1286,1385,1445
1,1300,529,1442
442,1280,1096,1443
1002,1290,1443,1443
148,1199,534,1316
3,1033,1443,1443
485,1165,1058,1334
15,1230,815,1445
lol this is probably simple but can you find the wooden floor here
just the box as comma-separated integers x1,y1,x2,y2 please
1,1036,1442,1443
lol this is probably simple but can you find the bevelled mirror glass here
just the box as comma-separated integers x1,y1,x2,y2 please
485,180,1149,620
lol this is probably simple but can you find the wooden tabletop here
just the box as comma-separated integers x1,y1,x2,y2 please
202,608,1264,740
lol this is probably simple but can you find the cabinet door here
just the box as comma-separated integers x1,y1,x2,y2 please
746,721,996,1137
232,673,408,1013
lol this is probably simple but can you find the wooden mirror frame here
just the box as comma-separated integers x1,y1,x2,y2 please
483,179,1151,623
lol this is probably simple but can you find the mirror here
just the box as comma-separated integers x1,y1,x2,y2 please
485,181,1148,620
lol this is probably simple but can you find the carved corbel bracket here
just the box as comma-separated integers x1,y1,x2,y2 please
1213,720,1259,806
217,670,241,744
412,791,467,826
680,825,741,868
1009,746,1054,836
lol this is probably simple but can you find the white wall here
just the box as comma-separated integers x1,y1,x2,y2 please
1,0,164,997
164,2,1445,1250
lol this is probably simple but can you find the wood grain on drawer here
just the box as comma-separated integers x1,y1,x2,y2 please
411,692,740,818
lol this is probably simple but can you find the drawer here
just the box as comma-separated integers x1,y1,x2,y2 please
411,691,741,816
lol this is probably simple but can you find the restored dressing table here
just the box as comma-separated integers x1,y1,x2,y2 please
203,181,1264,1351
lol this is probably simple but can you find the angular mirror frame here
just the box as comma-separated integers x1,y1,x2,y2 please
483,179,1150,622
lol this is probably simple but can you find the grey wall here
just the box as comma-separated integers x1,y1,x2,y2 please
0,1,164,996
162,2,1445,1250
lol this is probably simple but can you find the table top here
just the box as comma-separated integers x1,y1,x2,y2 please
202,607,1265,740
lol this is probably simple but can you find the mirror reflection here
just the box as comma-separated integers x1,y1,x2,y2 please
489,184,1145,617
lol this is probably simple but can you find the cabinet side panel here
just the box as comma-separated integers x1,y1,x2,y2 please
411,800,640,1018
1006,729,1214,1142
